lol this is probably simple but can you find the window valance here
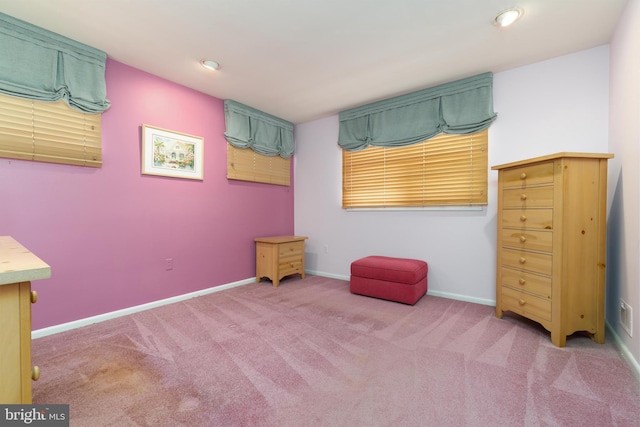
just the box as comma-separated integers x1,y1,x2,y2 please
0,12,110,113
224,99,294,158
338,72,496,151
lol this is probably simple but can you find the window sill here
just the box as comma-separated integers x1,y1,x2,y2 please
344,206,485,212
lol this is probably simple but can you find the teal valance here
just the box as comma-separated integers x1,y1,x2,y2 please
224,100,294,158
0,12,110,113
338,72,497,151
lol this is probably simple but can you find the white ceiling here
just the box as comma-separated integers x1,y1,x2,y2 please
0,0,628,124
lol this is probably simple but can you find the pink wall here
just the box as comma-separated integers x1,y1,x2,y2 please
0,59,294,329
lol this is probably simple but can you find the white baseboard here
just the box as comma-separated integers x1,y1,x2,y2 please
304,269,349,281
426,289,496,307
32,278,255,339
605,321,640,381
34,270,496,339
308,270,497,307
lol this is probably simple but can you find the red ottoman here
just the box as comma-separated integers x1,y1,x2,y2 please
350,256,428,305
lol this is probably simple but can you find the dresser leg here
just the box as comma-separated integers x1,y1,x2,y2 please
551,332,566,347
592,330,605,344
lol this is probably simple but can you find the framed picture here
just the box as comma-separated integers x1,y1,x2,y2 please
141,124,204,180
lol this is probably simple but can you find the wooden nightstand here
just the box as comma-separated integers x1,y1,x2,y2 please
255,236,308,287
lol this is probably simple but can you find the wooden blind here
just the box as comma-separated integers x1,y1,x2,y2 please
342,130,488,208
0,93,102,167
227,143,290,186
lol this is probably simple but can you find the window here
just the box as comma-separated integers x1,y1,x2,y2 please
342,130,487,208
227,143,290,186
0,93,102,167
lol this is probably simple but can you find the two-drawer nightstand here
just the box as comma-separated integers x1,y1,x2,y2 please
255,236,308,287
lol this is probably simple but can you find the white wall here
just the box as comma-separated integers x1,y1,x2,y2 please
609,0,640,371
294,46,610,306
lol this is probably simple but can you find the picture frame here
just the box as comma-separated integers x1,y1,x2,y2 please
141,124,204,180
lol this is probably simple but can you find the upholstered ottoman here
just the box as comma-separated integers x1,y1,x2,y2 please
350,256,428,305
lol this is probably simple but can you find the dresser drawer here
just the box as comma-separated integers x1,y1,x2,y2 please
502,229,552,253
503,186,554,208
502,209,553,230
503,162,554,188
502,248,552,276
501,286,552,322
279,259,303,276
278,241,304,257
500,267,552,299
279,251,303,265
277,241,304,276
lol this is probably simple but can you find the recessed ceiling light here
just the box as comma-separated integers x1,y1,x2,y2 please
200,59,220,71
494,8,523,27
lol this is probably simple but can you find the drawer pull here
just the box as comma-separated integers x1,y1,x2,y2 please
520,172,527,180
32,366,40,381
520,215,527,222
518,299,526,306
520,194,527,201
519,257,526,264
519,278,526,285
519,236,527,243
30,290,38,304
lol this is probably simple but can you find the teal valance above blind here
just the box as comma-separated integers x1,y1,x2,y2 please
224,100,294,158
338,72,497,151
0,12,110,113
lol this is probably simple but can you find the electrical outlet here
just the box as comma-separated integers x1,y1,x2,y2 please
165,258,173,271
620,299,633,337
323,244,329,254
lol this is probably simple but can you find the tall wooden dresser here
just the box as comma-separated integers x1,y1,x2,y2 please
492,153,613,347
